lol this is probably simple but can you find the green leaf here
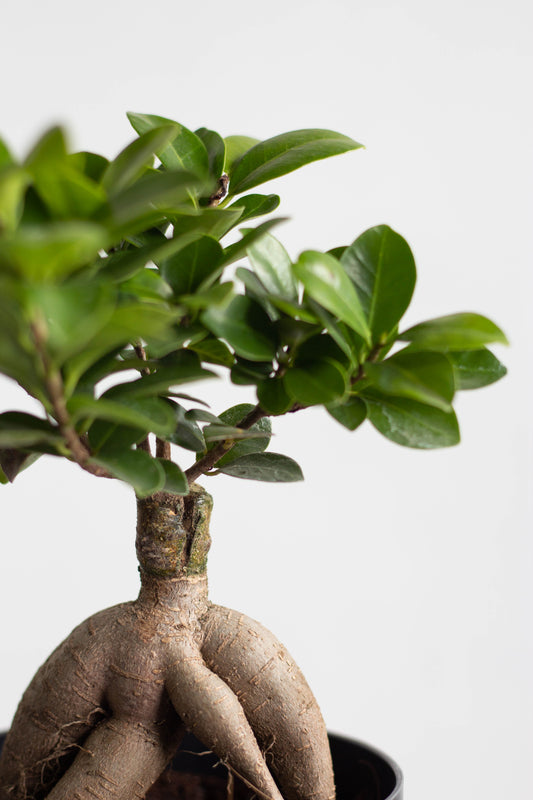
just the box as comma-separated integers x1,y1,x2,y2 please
364,351,455,412
195,128,226,181
230,358,273,385
160,235,223,295
227,193,280,224
218,218,286,272
168,404,205,452
203,424,270,442
399,313,509,350
189,338,234,367
88,420,147,454
31,163,107,220
0,222,108,281
70,151,109,182
218,452,303,482
341,225,417,344
67,395,176,437
0,137,14,169
284,358,347,406
327,396,367,430
223,135,260,176
448,348,507,390
105,362,216,399
216,415,272,467
109,170,205,232
246,230,297,300
91,448,165,497
102,125,179,194
0,412,62,448
257,378,293,415
363,391,460,449
158,458,189,495
229,129,363,195
0,166,30,232
202,295,277,362
28,281,116,363
294,251,371,343
0,449,41,482
127,113,209,177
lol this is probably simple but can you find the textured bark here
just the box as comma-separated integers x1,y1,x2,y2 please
0,486,335,800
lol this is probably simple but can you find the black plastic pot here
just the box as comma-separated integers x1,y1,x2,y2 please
0,730,402,800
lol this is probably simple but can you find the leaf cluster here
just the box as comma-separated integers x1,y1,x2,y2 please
0,115,507,493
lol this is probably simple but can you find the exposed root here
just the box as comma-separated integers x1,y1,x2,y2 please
0,487,335,800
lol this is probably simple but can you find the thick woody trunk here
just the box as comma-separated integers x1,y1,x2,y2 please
0,486,335,800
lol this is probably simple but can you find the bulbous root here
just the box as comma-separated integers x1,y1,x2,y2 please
0,487,335,800
0,597,334,800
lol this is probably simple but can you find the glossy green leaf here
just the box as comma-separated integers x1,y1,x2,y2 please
364,351,455,412
448,348,507,390
189,338,234,367
195,128,226,181
223,135,260,176
327,396,367,430
88,420,147,454
218,218,286,272
170,206,245,242
230,358,273,385
218,452,303,482
0,412,62,448
215,413,272,467
67,395,176,437
0,222,108,281
341,226,416,344
235,268,279,319
246,230,297,300
399,313,509,350
127,113,209,177
91,448,165,497
106,362,216,399
257,378,293,415
284,358,347,406
158,458,189,495
202,295,277,362
109,170,204,231
168,404,205,452
363,391,460,449
70,151,109,182
102,125,179,194
203,424,270,442
160,235,223,295
179,282,234,310
229,129,362,195
227,193,280,223
294,251,371,343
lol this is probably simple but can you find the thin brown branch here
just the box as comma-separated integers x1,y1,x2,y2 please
31,320,113,480
134,343,152,456
185,404,269,485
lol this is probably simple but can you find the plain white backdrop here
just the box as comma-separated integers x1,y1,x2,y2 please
0,1,531,798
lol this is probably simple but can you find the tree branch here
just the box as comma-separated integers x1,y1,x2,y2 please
31,320,113,480
185,404,269,484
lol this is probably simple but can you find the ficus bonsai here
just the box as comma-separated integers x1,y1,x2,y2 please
0,114,507,800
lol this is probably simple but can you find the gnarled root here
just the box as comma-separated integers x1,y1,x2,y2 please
0,487,335,800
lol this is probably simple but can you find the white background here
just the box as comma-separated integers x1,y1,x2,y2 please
0,1,532,798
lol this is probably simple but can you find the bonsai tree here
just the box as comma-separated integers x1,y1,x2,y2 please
0,114,507,800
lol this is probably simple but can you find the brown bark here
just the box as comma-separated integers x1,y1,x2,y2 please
0,486,335,800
